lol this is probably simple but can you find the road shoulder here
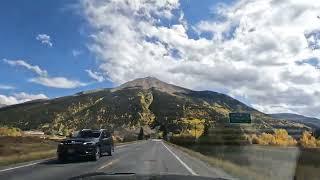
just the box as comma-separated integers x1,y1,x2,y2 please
164,141,235,180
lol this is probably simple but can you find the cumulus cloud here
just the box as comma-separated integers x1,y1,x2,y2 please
3,59,86,89
0,92,48,106
81,0,320,117
36,34,53,47
85,69,104,82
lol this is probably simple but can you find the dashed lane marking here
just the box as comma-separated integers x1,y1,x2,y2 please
98,159,120,170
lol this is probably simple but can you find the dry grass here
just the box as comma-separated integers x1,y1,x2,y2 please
0,136,58,167
294,148,320,180
0,127,22,136
0,150,57,167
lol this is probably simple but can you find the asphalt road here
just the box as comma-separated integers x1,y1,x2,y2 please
0,140,233,180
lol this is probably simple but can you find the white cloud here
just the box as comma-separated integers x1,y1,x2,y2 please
13,92,48,102
81,0,320,118
0,92,48,106
72,49,82,57
3,59,48,76
0,84,14,90
3,59,87,89
29,77,87,89
85,69,104,82
36,34,53,47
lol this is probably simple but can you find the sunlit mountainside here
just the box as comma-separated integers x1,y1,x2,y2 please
0,77,311,137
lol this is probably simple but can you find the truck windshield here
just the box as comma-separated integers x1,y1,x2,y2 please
76,131,100,138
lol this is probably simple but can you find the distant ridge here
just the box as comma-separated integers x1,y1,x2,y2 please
269,113,320,128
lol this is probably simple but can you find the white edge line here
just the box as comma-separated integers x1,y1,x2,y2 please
0,162,39,172
0,157,55,173
162,142,197,175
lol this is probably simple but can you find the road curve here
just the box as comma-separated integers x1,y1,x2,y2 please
0,140,232,180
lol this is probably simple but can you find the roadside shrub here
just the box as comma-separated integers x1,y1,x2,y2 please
299,131,317,148
251,134,259,144
123,134,137,142
198,135,224,145
251,129,297,146
272,129,297,146
258,133,276,145
170,135,195,145
0,126,22,137
112,135,123,143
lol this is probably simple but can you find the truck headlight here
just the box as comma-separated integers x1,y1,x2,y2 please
83,141,95,145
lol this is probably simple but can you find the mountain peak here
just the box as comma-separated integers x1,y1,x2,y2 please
129,76,162,82
113,76,190,94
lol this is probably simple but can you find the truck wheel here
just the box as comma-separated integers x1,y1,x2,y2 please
58,156,66,162
93,147,100,161
107,147,112,156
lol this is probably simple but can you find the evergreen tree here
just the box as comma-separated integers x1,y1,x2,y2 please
162,126,168,141
138,127,144,140
203,121,210,136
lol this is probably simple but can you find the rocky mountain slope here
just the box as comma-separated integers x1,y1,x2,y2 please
0,77,310,136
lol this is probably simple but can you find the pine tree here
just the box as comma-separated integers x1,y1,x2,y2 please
138,127,144,140
162,126,168,141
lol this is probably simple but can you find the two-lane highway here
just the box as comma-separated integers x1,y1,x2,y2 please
0,140,233,180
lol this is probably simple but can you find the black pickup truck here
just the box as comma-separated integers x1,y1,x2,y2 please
57,129,114,161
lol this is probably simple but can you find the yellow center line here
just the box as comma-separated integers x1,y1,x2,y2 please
98,158,120,170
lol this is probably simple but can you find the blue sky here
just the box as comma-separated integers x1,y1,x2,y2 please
1,0,320,118
0,0,109,98
0,0,233,99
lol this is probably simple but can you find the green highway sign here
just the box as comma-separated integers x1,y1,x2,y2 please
229,113,251,124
